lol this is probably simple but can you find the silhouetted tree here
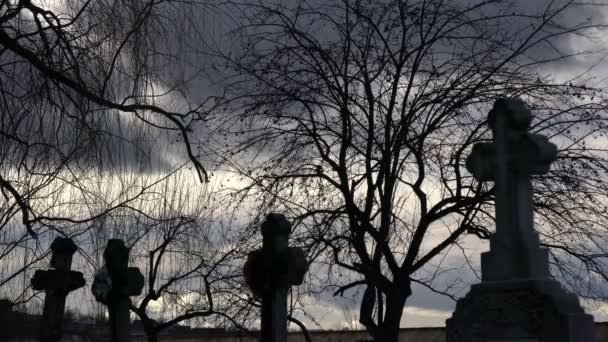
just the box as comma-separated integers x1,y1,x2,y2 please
212,0,608,340
123,171,249,342
0,0,217,299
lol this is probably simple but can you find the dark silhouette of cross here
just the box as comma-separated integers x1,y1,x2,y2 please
92,239,144,342
31,237,85,342
243,213,308,342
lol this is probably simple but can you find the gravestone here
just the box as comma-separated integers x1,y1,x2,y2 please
92,239,144,342
446,98,595,341
31,237,85,342
243,213,308,342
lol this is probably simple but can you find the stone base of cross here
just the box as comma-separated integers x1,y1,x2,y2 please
447,278,595,341
243,213,308,342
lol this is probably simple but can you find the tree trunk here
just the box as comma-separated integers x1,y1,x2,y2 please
142,319,158,342
372,285,410,342
145,328,158,342
375,319,401,342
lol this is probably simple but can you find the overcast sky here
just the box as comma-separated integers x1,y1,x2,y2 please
14,0,608,331
169,0,608,328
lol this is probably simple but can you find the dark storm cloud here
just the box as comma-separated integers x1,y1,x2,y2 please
71,111,176,173
0,88,175,174
471,0,606,64
13,0,599,326
146,0,608,172
183,0,608,319
0,0,232,176
29,0,605,177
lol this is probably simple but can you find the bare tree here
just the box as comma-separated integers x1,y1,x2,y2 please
211,0,608,340
0,0,219,300
120,171,248,342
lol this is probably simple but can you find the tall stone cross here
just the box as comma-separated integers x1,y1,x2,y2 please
31,237,85,342
466,98,557,281
243,213,308,342
447,98,595,342
92,239,144,342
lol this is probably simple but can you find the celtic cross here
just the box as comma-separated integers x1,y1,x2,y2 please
92,239,144,342
243,213,308,342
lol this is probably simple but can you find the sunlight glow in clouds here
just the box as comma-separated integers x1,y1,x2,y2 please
30,0,69,18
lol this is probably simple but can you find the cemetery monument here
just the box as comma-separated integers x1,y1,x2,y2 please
92,239,144,342
244,213,308,342
31,237,85,342
446,98,595,341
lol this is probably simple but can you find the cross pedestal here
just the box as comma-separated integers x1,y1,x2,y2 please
446,98,595,342
31,237,85,342
92,239,144,342
243,213,308,342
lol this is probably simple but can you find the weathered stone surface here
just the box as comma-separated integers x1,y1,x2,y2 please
98,239,144,297
447,279,594,342
466,142,496,181
50,237,78,270
244,246,308,298
261,213,292,236
123,267,144,296
31,269,85,293
284,247,307,286
104,239,130,278
468,98,556,282
31,237,84,342
244,249,265,298
92,239,144,342
447,98,594,342
92,267,112,304
244,213,308,342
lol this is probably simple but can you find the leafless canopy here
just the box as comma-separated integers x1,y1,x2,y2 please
0,0,216,306
212,0,608,339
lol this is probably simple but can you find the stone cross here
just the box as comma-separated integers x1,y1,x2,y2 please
92,239,144,342
465,98,557,281
31,237,85,342
447,98,594,342
243,213,308,342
